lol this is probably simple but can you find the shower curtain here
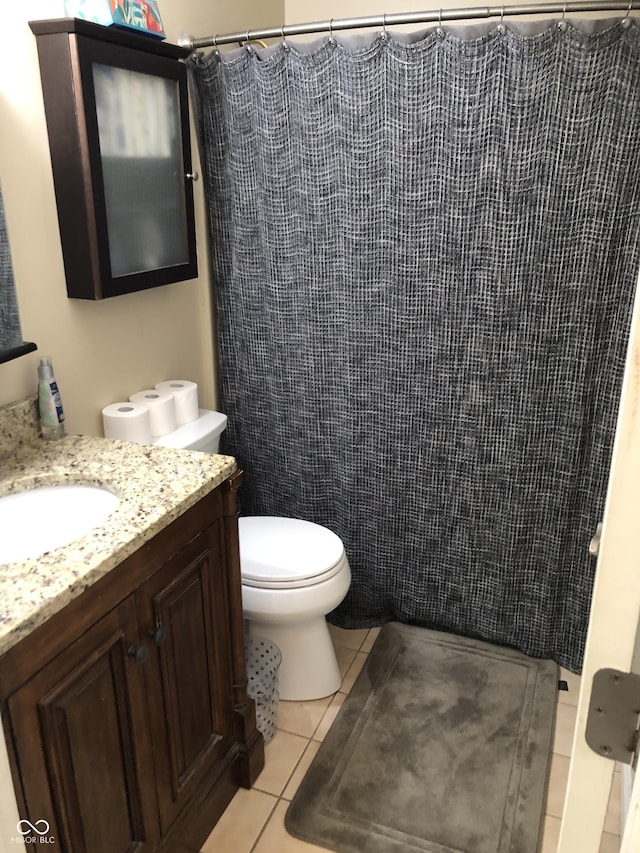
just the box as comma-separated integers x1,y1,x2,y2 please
189,18,640,672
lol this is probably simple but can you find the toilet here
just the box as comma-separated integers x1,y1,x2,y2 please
154,410,351,701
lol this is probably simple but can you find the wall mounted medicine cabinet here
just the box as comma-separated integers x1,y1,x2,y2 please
29,18,198,300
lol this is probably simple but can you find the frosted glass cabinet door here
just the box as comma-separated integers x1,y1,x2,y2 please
30,19,197,300
94,65,189,278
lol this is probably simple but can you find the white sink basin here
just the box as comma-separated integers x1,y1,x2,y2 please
0,485,119,565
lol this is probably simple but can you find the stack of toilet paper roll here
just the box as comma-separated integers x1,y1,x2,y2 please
154,380,199,425
102,380,199,444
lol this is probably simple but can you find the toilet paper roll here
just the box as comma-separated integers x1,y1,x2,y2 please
102,403,152,445
129,389,177,437
154,380,199,425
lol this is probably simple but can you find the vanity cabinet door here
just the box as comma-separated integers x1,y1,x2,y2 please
7,595,159,853
137,523,235,836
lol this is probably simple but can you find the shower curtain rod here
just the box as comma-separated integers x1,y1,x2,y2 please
180,0,637,49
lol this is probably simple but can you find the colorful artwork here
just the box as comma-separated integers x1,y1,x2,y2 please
64,0,165,38
109,0,164,35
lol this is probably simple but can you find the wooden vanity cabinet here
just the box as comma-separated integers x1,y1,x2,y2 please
137,524,236,838
0,472,264,853
8,596,159,853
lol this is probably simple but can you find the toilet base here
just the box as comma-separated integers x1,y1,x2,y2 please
246,616,341,701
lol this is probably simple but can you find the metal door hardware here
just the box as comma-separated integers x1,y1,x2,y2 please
586,668,640,768
589,521,603,556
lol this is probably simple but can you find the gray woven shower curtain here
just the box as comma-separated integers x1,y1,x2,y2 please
189,19,640,672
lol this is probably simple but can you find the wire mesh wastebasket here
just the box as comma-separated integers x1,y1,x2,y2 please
245,636,282,743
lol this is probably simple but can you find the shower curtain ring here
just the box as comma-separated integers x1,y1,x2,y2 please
558,1,568,30
437,8,445,38
328,18,336,45
558,0,568,32
497,5,506,33
382,12,388,41
622,0,633,25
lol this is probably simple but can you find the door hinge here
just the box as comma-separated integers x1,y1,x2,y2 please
586,668,640,769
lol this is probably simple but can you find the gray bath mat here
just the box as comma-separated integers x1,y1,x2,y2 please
285,622,557,853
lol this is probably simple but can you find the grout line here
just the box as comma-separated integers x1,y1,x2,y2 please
281,737,316,801
248,793,280,853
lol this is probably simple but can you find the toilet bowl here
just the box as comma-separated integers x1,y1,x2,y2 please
239,516,351,700
154,410,351,701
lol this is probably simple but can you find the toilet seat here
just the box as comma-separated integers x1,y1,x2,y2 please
239,516,347,590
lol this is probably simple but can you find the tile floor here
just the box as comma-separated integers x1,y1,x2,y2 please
202,625,622,853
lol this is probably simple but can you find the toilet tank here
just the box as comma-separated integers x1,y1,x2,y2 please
152,410,227,453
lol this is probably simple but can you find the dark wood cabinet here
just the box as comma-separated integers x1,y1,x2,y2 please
8,597,160,853
29,18,198,300
0,473,263,853
138,525,234,836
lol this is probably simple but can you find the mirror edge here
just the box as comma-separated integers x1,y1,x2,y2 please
0,342,37,366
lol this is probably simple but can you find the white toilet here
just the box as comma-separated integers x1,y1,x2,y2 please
154,410,352,701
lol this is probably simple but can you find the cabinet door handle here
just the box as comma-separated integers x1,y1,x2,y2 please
127,645,148,665
147,626,167,646
186,171,199,182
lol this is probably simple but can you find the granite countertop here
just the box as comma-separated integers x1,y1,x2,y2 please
0,398,236,656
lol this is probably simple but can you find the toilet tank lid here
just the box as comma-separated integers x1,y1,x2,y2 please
238,516,345,583
153,409,227,450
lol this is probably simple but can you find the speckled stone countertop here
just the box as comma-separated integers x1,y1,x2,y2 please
0,397,236,655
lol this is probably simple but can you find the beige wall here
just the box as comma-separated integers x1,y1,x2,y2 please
285,0,502,29
0,0,282,435
286,0,434,24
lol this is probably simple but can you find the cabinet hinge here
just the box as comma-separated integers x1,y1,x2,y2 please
586,668,640,769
